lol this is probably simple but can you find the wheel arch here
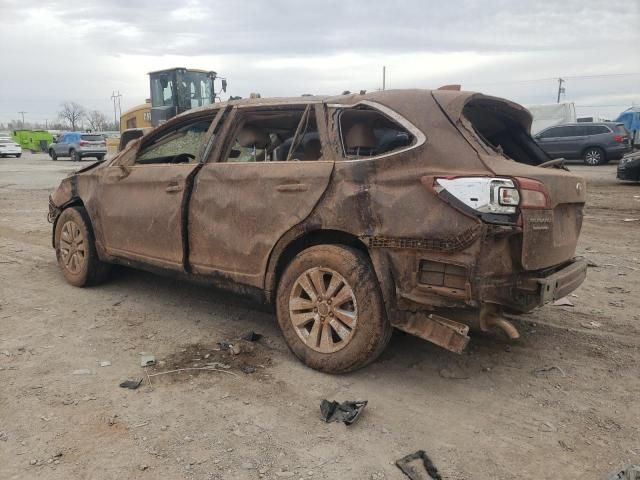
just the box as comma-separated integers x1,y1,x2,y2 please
581,145,606,159
51,197,85,248
265,228,395,308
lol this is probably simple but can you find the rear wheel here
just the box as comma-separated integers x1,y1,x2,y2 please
276,245,392,373
49,149,57,161
16,154,21,158
54,206,110,287
583,147,605,166
70,149,80,162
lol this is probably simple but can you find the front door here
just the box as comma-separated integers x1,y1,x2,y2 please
96,114,217,270
188,104,334,288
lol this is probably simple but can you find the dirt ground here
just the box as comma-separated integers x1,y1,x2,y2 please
1,152,638,480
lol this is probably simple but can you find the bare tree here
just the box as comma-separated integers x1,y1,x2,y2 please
85,110,109,132
58,102,85,131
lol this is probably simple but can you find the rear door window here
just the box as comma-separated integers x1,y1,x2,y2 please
585,125,609,135
539,127,563,138
220,104,323,163
337,107,414,158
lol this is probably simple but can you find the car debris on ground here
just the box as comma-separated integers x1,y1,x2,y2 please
119,379,143,390
395,450,442,480
320,399,367,425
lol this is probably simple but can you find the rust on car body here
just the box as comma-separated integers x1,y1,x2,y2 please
49,89,588,370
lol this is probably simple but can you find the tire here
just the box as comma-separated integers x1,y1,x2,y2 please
16,154,21,158
70,149,80,162
276,245,392,373
54,206,110,287
96,155,105,161
49,149,57,161
583,147,606,166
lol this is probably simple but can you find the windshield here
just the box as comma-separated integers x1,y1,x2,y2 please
177,71,213,109
150,72,175,107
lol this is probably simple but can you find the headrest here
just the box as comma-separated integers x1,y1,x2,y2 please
344,123,377,149
237,125,269,148
303,138,322,160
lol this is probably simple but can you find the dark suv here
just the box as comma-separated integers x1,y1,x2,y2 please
534,122,631,165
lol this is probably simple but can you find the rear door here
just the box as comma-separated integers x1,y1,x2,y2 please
556,125,586,158
188,103,334,288
95,113,218,269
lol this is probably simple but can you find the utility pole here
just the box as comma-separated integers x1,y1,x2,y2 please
18,111,27,127
382,66,386,91
556,78,565,103
110,91,123,128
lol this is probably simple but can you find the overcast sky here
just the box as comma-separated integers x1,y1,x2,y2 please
0,0,638,127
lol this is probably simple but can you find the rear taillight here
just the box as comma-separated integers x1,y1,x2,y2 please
614,135,624,143
428,176,519,215
80,140,89,146
423,175,551,224
514,177,550,209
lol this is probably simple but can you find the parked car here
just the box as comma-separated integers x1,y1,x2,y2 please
48,89,587,372
48,132,107,161
617,151,640,181
0,138,22,157
533,122,631,165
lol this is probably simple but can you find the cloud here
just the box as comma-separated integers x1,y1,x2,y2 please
0,0,638,124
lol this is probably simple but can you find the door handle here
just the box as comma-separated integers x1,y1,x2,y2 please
276,183,308,192
165,184,183,193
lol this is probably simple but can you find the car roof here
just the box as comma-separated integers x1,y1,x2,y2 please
554,122,621,127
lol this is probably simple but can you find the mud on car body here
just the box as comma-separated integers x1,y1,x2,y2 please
49,89,587,373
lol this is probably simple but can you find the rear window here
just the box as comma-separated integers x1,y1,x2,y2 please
585,125,609,135
81,134,104,141
614,124,628,134
338,107,414,158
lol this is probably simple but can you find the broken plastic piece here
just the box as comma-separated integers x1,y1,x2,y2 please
241,331,262,342
140,355,155,367
606,464,640,480
396,450,442,480
320,399,367,425
119,379,143,390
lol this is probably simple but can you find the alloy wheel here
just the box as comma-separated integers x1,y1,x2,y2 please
288,267,358,353
59,220,86,274
585,149,602,165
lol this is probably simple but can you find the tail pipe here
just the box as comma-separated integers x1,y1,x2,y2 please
480,303,520,340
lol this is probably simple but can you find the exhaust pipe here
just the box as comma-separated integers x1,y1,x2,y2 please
479,303,520,340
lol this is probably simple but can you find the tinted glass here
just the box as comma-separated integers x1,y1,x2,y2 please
81,134,104,141
585,125,609,135
614,124,628,134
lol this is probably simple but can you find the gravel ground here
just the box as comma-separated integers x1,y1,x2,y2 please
1,152,639,480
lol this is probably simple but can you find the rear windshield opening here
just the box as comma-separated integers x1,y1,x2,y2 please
81,134,104,142
338,107,414,159
463,99,548,166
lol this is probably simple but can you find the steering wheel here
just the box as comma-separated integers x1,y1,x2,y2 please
173,153,195,163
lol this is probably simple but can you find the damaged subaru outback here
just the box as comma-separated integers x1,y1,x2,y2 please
48,89,587,373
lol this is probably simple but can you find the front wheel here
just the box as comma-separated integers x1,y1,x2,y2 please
276,245,392,373
70,149,80,162
583,147,606,166
54,206,110,287
49,149,57,161
96,155,105,161
16,153,21,158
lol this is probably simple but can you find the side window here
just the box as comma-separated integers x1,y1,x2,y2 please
538,127,559,139
586,125,608,135
568,125,587,136
135,118,212,165
337,107,414,158
221,105,322,163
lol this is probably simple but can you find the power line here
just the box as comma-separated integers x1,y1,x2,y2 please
466,72,640,87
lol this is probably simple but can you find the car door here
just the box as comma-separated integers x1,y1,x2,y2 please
94,113,219,270
54,134,67,155
188,103,334,288
557,125,587,158
535,126,564,157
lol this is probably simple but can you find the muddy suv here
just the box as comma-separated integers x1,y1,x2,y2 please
48,89,587,373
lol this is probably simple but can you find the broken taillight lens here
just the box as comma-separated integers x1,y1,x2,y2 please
432,177,519,215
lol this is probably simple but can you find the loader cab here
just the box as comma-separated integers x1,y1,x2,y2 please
149,68,225,127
